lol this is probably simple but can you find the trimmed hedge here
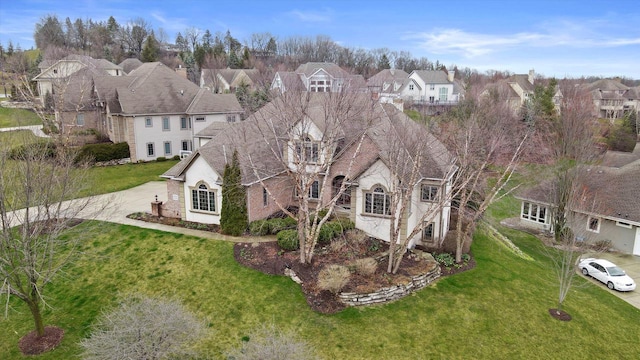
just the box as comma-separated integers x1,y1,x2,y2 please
268,217,296,234
249,220,270,236
9,141,57,159
276,229,299,250
76,142,130,163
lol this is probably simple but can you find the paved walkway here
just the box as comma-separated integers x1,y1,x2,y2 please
6,181,274,243
0,124,49,137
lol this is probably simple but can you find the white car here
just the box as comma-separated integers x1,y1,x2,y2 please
579,258,636,291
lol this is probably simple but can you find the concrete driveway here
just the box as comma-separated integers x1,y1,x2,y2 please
580,252,640,309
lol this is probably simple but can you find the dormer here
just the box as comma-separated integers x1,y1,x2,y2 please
286,118,328,172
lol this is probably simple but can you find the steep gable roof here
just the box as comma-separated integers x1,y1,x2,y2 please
411,70,450,84
295,62,350,78
166,93,455,185
510,74,535,92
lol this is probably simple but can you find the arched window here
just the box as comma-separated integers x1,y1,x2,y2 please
364,185,391,215
191,183,216,212
295,135,319,163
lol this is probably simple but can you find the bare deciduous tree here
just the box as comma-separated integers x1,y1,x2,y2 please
230,91,378,265
0,131,107,339
439,88,531,263
80,295,206,360
226,324,318,360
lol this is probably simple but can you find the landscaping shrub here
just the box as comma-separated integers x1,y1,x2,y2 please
317,264,351,294
249,220,270,236
276,229,299,251
9,141,57,159
268,218,295,234
434,253,455,267
352,257,378,276
156,156,167,162
592,239,612,252
318,224,336,245
220,151,248,237
345,229,367,244
75,142,130,163
332,217,355,232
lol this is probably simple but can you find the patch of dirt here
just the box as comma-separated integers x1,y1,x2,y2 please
234,239,475,314
18,326,64,355
548,308,572,321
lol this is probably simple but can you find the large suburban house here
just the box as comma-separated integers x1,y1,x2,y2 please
93,62,243,161
405,70,459,104
161,93,456,248
366,68,411,104
32,55,125,135
515,144,640,256
271,62,366,93
200,68,262,93
585,79,639,120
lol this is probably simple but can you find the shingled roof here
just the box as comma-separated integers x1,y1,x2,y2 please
518,145,640,224
164,93,455,186
95,62,242,116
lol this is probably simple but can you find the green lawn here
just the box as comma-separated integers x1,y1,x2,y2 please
1,213,639,359
0,106,42,128
81,160,179,196
0,130,40,148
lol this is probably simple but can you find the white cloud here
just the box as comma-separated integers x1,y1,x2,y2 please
287,9,331,22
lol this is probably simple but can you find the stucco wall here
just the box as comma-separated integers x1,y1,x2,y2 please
183,156,223,224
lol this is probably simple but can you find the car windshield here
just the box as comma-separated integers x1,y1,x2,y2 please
606,266,625,276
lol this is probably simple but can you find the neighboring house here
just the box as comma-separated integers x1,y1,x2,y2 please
93,62,243,162
200,68,262,93
366,68,411,105
515,144,640,255
585,79,637,120
161,93,456,248
271,62,367,93
33,54,123,104
406,70,458,104
507,69,536,106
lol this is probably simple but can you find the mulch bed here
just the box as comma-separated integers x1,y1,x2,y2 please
18,326,65,355
234,240,475,314
548,308,572,321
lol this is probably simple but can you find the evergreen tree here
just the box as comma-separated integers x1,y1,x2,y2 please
141,32,159,62
377,54,390,70
220,151,247,236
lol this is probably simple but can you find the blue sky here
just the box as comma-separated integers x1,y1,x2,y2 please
1,0,639,78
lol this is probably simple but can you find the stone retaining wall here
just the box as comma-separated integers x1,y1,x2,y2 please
338,265,441,306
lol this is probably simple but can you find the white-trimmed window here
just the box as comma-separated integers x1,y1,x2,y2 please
364,185,391,216
181,140,192,151
147,142,155,157
180,117,191,130
439,87,448,101
296,180,320,200
422,222,434,241
521,202,548,224
587,216,600,233
616,221,632,229
409,84,414,91
76,113,85,126
227,114,237,123
162,117,170,131
195,116,205,122
310,79,331,92
421,184,439,202
145,117,152,127
163,141,172,156
295,136,319,163
430,84,435,90
191,183,216,213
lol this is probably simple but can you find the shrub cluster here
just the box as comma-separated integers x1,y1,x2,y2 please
276,229,299,250
249,217,297,236
76,142,130,163
317,264,351,294
9,141,57,159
